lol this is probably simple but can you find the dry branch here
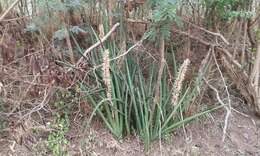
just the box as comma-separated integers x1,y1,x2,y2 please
222,56,260,116
76,23,120,67
250,42,260,115
212,48,231,142
172,29,242,69
149,35,166,126
0,0,21,22
183,20,230,45
173,26,260,116
204,78,230,142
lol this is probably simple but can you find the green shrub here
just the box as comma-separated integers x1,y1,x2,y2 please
46,114,70,156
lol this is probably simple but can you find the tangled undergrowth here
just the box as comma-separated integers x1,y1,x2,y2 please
0,0,260,155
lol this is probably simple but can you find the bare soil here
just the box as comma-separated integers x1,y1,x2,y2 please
1,100,260,156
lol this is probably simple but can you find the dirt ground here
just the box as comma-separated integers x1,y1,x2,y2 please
1,98,260,156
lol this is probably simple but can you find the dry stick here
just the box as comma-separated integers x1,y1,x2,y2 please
203,78,230,142
212,47,231,142
0,15,29,22
0,0,21,22
126,18,149,24
0,26,8,44
249,14,260,27
19,82,55,122
176,18,230,49
183,20,230,45
65,25,76,64
231,107,256,126
217,47,242,69
247,19,257,49
92,39,143,71
187,23,191,57
155,36,165,100
172,29,243,69
107,0,113,28
241,20,247,64
233,20,242,59
61,8,76,64
155,36,165,156
152,35,165,113
227,18,237,39
8,73,41,117
76,23,120,67
110,40,142,61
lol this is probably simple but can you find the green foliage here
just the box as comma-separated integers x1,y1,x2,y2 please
36,0,82,12
146,0,181,40
26,0,87,35
53,26,87,41
227,11,254,19
45,90,76,156
0,100,7,131
24,23,39,33
203,0,254,20
46,114,70,156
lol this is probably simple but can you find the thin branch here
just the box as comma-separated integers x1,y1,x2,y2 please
0,0,21,22
241,20,247,64
212,47,231,142
76,23,120,66
154,36,165,105
204,78,230,142
65,25,76,64
173,29,242,69
182,19,230,45
89,39,143,72
149,35,165,126
19,83,55,122
8,73,41,117
0,15,29,22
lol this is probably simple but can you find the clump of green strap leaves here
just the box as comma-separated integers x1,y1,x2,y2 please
80,0,221,150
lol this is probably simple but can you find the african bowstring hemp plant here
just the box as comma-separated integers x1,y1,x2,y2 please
81,0,222,150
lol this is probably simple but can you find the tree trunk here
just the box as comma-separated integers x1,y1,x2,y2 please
250,20,260,115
